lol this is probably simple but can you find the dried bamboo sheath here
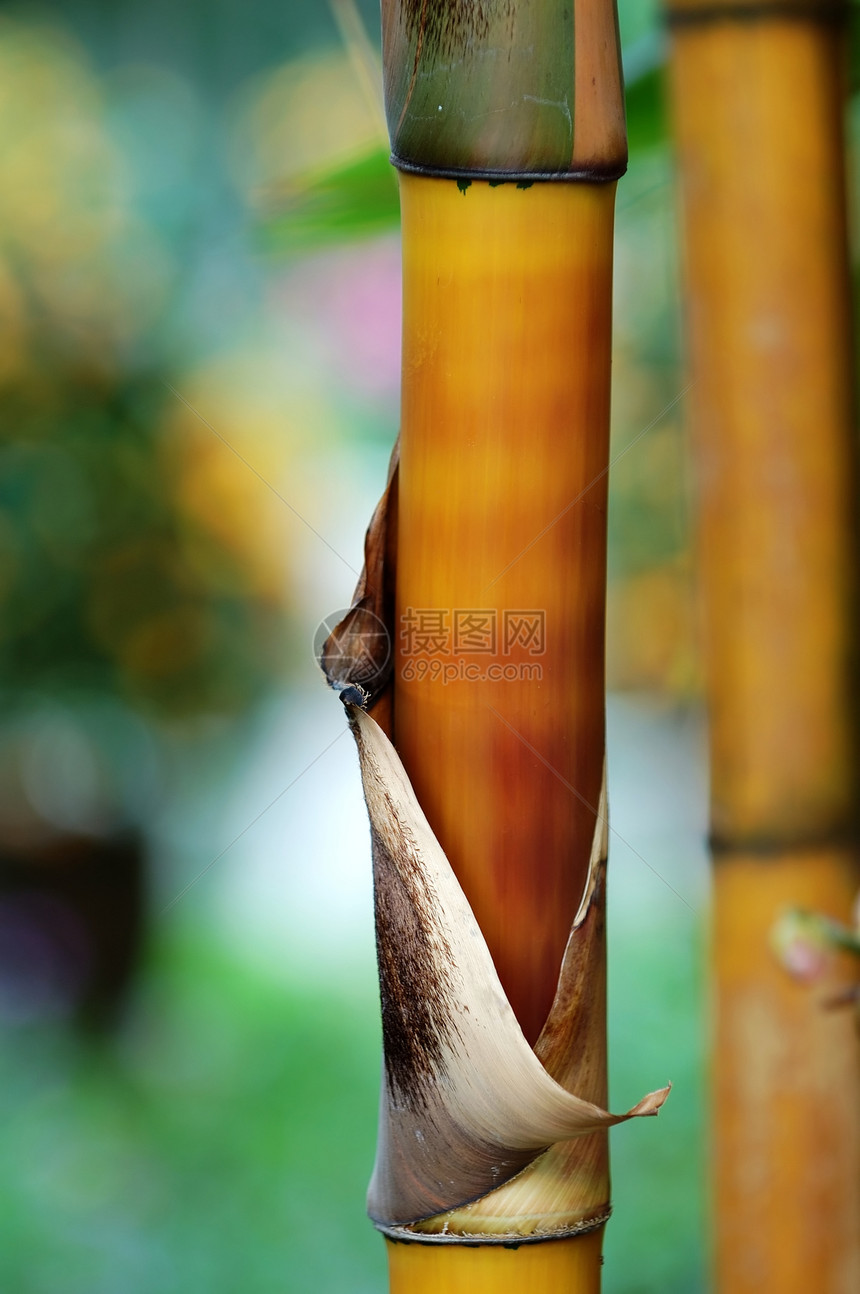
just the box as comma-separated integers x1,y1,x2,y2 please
668,2,860,1289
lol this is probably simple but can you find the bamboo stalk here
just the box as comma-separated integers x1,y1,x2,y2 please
667,2,860,1288
323,4,671,1289
386,12,622,1287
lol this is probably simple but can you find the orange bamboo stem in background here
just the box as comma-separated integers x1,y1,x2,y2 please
714,849,860,1291
668,2,860,1288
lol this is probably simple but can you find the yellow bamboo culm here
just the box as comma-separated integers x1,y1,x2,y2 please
386,1229,605,1294
394,175,615,1044
667,1,860,1289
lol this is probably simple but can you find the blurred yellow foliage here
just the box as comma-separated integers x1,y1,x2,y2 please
0,16,296,720
0,17,169,376
230,47,386,204
607,557,701,697
161,358,312,605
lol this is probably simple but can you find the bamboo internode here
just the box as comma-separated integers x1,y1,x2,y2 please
669,8,856,847
386,1228,605,1293
393,175,615,1047
714,849,860,1292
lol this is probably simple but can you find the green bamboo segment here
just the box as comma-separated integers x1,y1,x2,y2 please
667,1,860,1288
381,0,625,177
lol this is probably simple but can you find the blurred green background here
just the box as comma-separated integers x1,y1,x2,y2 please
0,1,717,1289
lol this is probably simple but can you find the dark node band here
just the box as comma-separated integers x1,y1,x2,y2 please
375,1208,612,1246
390,154,628,185
709,823,860,859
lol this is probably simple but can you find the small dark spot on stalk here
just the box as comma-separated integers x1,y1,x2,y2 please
456,178,472,194
488,179,506,187
516,180,534,190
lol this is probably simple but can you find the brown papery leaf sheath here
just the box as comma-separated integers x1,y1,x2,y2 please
321,436,399,727
346,703,669,1231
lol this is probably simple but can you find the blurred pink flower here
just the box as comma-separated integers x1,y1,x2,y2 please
276,236,402,399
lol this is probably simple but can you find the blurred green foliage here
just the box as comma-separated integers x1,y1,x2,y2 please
0,919,704,1294
259,148,399,254
0,371,280,720
0,935,383,1294
0,6,297,830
